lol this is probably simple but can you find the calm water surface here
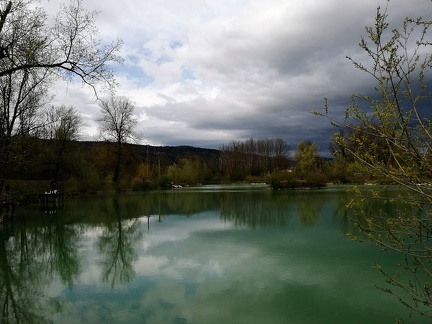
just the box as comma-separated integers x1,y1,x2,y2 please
0,186,427,323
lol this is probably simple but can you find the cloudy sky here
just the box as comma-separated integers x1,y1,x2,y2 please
43,0,431,154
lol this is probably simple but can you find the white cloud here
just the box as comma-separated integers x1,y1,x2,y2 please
42,0,432,151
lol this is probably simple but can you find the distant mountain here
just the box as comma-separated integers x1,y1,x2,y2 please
132,144,220,165
78,141,220,166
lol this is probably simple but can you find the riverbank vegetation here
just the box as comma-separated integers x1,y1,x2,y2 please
0,134,378,200
0,0,402,201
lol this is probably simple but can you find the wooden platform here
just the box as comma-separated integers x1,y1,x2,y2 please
39,192,64,209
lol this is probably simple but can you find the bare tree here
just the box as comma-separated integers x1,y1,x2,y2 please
274,138,290,170
0,0,122,178
97,96,138,183
219,138,291,179
42,105,81,179
0,0,122,89
0,66,51,177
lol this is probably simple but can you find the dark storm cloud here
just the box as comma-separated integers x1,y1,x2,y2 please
46,0,432,154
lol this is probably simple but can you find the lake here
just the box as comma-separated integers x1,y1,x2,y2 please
0,185,427,323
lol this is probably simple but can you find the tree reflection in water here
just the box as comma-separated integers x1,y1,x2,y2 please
0,214,81,324
41,215,81,289
0,195,145,323
219,191,338,228
97,197,143,288
0,188,369,323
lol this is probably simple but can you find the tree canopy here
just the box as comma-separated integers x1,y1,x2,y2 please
0,0,122,89
0,0,123,179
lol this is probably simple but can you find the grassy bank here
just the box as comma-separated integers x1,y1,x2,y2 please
1,180,53,203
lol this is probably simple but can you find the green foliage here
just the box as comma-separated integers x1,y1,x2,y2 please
267,169,327,190
328,155,368,184
136,163,152,182
318,2,432,318
346,187,432,317
294,140,319,177
156,174,172,189
167,158,209,185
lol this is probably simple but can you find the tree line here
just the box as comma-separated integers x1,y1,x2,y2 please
0,0,385,196
219,138,290,180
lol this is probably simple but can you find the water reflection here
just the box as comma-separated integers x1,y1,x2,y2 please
0,188,419,323
219,190,348,228
0,218,77,323
97,197,143,288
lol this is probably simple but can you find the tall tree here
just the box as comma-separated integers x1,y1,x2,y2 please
42,105,81,180
97,96,138,183
0,0,122,88
294,140,318,177
0,0,122,179
0,69,50,176
274,138,291,170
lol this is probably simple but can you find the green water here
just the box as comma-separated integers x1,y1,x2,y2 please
0,186,427,323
